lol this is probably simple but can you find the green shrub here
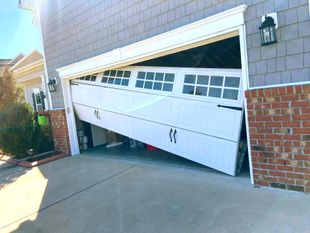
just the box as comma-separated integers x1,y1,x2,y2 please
0,102,34,158
0,102,54,158
32,121,54,154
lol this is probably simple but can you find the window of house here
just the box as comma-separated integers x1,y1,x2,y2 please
32,89,45,112
182,74,240,100
135,71,175,92
101,70,131,86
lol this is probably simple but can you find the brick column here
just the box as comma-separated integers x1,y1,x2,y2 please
47,109,71,155
245,84,310,192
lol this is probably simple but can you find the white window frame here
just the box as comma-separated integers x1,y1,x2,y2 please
135,71,175,93
32,88,44,111
71,66,243,106
180,69,242,104
100,69,131,87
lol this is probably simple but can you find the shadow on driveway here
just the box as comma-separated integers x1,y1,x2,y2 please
0,161,28,189
0,151,309,233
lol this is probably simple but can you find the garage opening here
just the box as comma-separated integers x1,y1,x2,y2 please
71,35,249,176
134,36,241,69
75,121,218,170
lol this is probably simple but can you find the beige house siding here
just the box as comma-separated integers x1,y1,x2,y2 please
10,51,47,111
12,51,42,71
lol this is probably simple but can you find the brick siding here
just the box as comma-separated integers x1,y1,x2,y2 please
245,84,310,192
47,109,71,156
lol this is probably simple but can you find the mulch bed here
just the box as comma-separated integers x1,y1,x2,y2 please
0,152,68,168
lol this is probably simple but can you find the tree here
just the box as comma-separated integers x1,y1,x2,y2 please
0,65,53,158
0,102,35,158
0,65,24,111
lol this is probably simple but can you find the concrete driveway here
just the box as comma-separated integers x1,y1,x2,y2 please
0,152,309,233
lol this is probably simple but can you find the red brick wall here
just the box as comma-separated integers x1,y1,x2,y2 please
245,84,310,192
47,109,71,156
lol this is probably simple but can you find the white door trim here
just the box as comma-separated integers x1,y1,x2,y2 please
61,79,80,155
56,4,253,183
239,24,254,184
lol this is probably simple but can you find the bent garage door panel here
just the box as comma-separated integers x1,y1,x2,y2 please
71,78,242,141
71,66,243,176
73,103,238,175
74,103,132,137
175,128,238,175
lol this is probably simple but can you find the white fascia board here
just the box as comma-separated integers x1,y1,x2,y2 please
57,4,247,80
16,71,44,83
12,60,43,74
9,49,40,71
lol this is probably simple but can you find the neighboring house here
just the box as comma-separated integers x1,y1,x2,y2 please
0,55,24,102
33,1,310,192
10,50,48,112
0,55,24,76
0,59,12,76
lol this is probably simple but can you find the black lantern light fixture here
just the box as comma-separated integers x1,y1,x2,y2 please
47,78,57,92
259,14,278,46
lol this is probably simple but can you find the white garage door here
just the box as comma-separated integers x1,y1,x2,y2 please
71,66,244,176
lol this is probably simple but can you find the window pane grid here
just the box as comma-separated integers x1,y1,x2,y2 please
76,70,239,100
135,71,175,92
78,73,98,82
101,70,131,86
183,73,240,100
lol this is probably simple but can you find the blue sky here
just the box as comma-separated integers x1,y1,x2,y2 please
0,0,42,59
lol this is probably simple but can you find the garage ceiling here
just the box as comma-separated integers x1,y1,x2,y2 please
133,36,241,69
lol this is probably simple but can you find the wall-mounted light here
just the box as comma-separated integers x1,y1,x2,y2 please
259,13,278,46
47,78,57,92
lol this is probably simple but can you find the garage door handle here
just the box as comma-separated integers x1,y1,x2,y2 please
169,128,173,142
94,110,100,120
173,129,177,143
217,104,242,111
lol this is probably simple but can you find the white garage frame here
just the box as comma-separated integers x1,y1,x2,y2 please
56,5,254,183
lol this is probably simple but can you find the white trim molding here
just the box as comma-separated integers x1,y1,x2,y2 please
15,72,43,83
249,81,310,90
57,5,247,80
36,3,53,110
12,60,43,74
9,50,41,72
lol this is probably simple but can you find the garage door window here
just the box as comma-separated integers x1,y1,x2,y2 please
222,76,240,100
183,74,240,100
79,74,97,82
101,70,131,86
183,74,209,96
135,72,175,92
